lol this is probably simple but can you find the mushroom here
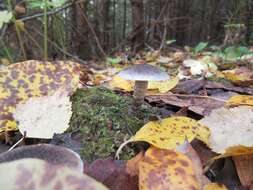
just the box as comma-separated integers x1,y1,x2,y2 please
117,64,169,114
0,144,83,172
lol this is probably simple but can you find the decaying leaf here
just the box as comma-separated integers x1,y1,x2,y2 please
13,91,72,139
232,154,253,188
199,106,253,154
0,60,85,133
84,159,138,190
126,151,144,176
131,117,210,149
222,67,253,86
176,141,204,188
227,95,253,107
0,158,108,190
203,183,228,190
139,146,200,190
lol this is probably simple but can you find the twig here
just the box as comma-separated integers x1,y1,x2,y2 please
77,5,107,57
20,1,75,22
8,131,26,151
31,26,87,64
152,93,227,102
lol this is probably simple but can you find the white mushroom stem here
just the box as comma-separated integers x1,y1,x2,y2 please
133,80,148,109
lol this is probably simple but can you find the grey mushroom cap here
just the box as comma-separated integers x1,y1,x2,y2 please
117,64,170,81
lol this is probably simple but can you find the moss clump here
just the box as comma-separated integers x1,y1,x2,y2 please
70,87,155,162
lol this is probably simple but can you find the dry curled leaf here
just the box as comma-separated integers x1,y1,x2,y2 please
0,60,85,133
0,158,108,190
139,146,200,190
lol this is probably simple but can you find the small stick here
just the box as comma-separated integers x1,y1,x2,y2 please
8,131,26,151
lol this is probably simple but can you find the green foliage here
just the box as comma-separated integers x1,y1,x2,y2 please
70,87,156,162
215,46,253,61
27,0,66,9
193,42,208,54
0,10,12,29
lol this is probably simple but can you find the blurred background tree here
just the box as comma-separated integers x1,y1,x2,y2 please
0,0,252,62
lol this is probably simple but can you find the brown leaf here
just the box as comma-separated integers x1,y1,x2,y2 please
84,159,138,190
233,154,253,188
126,151,144,176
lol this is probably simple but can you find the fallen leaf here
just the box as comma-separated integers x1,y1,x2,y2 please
13,90,72,139
126,151,144,176
84,159,138,190
203,183,228,190
139,146,200,190
148,77,179,93
176,141,204,188
0,60,85,133
0,158,108,190
109,75,134,91
222,67,253,87
199,106,253,154
109,74,177,93
232,154,253,188
227,95,253,107
133,117,209,149
146,93,225,116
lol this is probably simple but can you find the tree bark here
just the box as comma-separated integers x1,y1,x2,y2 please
130,0,145,53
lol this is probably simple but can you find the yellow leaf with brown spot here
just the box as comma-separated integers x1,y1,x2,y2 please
204,183,228,190
109,75,134,91
0,60,86,133
227,95,253,107
148,77,179,93
139,146,200,190
132,116,210,149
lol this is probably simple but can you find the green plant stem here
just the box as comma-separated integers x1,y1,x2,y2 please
6,0,27,60
43,0,48,60
0,39,13,63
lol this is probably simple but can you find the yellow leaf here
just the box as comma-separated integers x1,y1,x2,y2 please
148,77,179,93
214,146,253,159
0,60,84,133
139,146,200,190
132,116,210,149
109,75,133,91
204,183,228,190
227,95,253,107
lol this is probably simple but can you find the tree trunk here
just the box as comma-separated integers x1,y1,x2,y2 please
130,0,145,53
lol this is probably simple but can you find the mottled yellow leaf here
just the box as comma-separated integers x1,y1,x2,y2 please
132,116,210,149
0,60,85,133
204,183,228,190
109,75,134,91
222,68,253,86
148,77,179,93
139,146,200,190
0,158,109,190
227,95,253,107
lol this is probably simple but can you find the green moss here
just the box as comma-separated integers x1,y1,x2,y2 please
70,87,155,162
